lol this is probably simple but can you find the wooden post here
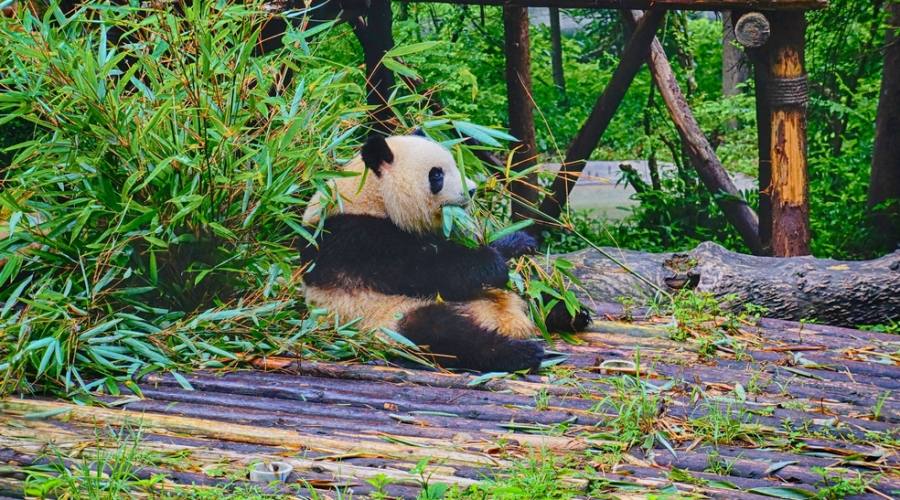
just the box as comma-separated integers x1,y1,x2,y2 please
353,0,397,134
539,9,665,222
503,5,540,221
764,11,810,256
739,11,774,255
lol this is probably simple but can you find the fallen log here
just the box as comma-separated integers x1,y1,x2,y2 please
564,242,900,326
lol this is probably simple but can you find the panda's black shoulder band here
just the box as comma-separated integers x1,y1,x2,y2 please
303,215,510,301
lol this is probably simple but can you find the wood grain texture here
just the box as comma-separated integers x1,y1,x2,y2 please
564,242,900,326
766,11,811,256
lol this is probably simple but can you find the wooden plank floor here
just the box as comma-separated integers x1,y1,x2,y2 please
1,308,898,498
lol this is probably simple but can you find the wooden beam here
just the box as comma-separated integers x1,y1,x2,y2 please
733,11,771,48
539,9,666,222
503,5,540,221
624,10,763,255
397,0,827,12
764,11,811,256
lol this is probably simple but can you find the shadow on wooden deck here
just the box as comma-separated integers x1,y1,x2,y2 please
1,306,898,498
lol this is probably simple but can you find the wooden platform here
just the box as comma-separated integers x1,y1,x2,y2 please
1,311,897,498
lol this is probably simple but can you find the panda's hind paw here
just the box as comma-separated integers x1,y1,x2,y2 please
545,301,593,333
492,339,544,373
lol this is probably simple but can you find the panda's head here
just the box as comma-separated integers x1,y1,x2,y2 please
304,133,475,234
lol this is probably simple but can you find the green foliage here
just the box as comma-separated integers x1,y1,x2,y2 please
591,374,663,451
0,1,377,395
24,426,164,498
0,1,587,395
450,452,580,500
395,5,890,259
811,467,870,500
802,0,887,258
690,403,764,446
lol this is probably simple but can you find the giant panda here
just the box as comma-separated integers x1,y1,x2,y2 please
301,132,589,372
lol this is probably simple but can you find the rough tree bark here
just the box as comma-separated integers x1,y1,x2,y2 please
722,10,749,130
764,11,811,256
563,243,900,327
352,0,397,135
742,10,775,255
868,0,900,248
503,5,541,222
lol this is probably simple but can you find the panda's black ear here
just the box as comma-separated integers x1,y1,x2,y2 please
411,127,427,138
361,134,394,177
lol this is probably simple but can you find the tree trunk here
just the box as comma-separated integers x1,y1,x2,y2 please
868,0,900,249
746,31,774,255
722,13,750,96
353,0,397,135
564,242,900,327
763,11,811,257
549,7,567,101
503,5,541,222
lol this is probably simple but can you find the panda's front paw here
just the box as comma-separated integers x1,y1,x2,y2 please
491,339,544,373
490,231,539,260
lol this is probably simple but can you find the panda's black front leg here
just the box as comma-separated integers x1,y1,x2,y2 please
398,304,544,372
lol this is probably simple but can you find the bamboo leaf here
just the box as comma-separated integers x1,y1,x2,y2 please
747,487,815,499
1,275,32,319
467,371,508,386
385,41,442,58
380,327,418,349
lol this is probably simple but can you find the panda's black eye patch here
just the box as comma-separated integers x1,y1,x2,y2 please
429,167,444,194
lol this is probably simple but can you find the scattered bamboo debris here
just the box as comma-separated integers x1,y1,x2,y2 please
1,306,897,498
